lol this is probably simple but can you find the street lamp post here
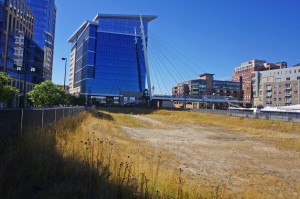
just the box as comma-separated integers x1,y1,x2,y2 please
17,67,22,107
61,58,67,90
211,93,216,110
17,66,35,108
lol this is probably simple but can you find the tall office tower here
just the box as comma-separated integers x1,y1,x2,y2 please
0,0,44,107
68,14,156,101
0,0,35,72
23,0,56,80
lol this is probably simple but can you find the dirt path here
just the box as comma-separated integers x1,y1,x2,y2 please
121,115,300,197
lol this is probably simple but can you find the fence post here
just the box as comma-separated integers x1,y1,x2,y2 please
42,109,44,128
63,108,64,118
55,108,57,123
20,109,23,133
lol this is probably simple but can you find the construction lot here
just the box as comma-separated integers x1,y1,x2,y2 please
120,113,300,198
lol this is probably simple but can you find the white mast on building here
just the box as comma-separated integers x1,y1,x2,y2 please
140,15,152,100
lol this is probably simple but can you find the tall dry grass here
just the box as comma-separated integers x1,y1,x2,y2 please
0,111,229,198
57,111,231,198
1,108,298,198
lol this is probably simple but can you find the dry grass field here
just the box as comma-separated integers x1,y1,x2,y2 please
1,108,299,198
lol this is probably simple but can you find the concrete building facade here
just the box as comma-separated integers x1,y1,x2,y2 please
172,73,242,109
173,73,241,99
232,59,286,106
253,65,300,107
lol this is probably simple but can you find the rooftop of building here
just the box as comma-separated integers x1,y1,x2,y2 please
199,73,215,77
254,64,300,75
240,59,266,66
68,13,157,43
68,20,98,42
293,63,300,67
93,13,157,22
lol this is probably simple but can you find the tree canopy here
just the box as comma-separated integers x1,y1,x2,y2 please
0,72,19,103
28,80,68,107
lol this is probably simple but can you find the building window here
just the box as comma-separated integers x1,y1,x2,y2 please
297,76,300,80
286,77,290,81
266,91,272,96
285,97,291,103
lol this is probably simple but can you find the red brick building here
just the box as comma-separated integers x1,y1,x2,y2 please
232,60,286,106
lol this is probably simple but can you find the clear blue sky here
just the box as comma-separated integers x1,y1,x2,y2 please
52,0,300,85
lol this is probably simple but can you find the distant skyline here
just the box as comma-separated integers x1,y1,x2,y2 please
52,0,300,85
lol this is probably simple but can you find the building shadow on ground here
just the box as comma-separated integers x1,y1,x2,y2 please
0,128,141,199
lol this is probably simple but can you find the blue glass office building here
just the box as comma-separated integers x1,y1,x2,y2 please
23,0,56,80
0,0,44,107
0,0,43,83
68,14,156,97
0,0,8,69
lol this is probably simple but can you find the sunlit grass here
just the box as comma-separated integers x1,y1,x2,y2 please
57,112,227,198
149,110,300,151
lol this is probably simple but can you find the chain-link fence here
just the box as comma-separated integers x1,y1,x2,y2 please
0,106,95,134
190,109,300,122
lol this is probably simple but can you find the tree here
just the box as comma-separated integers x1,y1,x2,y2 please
0,72,19,103
28,80,68,107
67,94,86,106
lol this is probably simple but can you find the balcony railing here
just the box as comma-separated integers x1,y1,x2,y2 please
266,87,272,91
284,92,291,96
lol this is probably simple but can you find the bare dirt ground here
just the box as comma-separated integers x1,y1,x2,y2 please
121,115,300,197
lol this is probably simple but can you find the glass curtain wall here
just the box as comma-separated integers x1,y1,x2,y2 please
84,18,148,95
23,0,56,80
0,3,6,69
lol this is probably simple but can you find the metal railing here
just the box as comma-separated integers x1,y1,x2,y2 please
0,106,95,133
191,109,300,122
